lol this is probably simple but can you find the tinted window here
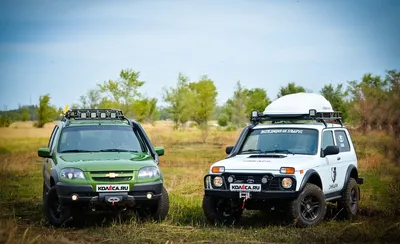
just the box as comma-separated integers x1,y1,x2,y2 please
334,130,350,152
321,130,334,150
240,128,319,155
57,125,145,153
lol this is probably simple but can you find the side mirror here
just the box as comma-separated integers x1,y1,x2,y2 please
226,146,234,155
323,145,339,157
154,146,164,156
38,148,52,158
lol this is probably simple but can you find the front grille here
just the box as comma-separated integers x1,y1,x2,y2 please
89,170,134,182
221,173,295,191
92,176,132,182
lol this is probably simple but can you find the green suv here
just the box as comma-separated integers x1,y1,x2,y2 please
38,109,169,227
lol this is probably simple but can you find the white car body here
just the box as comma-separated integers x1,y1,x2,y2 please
208,122,358,199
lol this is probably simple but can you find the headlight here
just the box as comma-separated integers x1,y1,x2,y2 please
138,166,160,179
282,178,293,189
60,168,85,180
213,176,223,187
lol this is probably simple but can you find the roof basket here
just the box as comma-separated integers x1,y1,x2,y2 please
249,109,343,128
62,109,126,121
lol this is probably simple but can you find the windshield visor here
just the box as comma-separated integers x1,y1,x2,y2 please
239,128,319,155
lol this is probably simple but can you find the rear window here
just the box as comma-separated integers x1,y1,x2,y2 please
57,125,146,153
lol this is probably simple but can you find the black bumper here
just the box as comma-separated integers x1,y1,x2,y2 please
56,181,163,205
205,189,299,200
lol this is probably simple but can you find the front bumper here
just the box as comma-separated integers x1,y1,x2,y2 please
204,173,299,200
56,181,163,206
205,189,299,200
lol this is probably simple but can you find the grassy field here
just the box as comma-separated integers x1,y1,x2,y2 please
0,121,399,244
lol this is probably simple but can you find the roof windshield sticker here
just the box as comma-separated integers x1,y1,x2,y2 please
261,129,304,134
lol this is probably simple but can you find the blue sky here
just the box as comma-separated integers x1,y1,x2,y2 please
0,0,399,110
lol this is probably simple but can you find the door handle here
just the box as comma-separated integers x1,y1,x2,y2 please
337,157,341,161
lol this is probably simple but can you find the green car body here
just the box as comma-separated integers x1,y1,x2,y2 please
38,109,169,227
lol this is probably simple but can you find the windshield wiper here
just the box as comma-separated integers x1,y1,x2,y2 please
60,150,96,153
263,149,294,155
241,149,263,154
99,149,139,153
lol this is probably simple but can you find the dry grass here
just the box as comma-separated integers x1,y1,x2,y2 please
0,121,399,243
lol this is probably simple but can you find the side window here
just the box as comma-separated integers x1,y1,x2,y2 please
48,126,59,150
334,130,350,152
321,130,334,150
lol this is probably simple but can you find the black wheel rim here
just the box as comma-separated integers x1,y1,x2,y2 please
350,188,358,211
49,192,64,221
300,195,320,221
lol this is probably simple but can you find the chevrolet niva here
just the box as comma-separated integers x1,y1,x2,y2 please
38,108,169,227
202,93,364,227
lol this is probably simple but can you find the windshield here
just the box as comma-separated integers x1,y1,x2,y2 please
239,128,319,155
57,125,146,153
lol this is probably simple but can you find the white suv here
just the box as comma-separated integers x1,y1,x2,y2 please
202,93,364,227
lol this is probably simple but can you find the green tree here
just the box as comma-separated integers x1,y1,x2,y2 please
320,83,349,122
162,73,193,129
346,73,389,130
245,88,270,115
277,82,306,98
98,69,145,118
21,107,31,121
79,88,101,109
189,75,218,142
36,94,57,128
96,69,158,122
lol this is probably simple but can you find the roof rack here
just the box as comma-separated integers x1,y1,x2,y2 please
250,109,343,128
61,109,127,122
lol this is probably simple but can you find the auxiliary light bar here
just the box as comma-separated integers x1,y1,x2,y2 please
64,109,125,120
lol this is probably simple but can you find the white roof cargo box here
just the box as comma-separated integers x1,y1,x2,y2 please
263,93,334,116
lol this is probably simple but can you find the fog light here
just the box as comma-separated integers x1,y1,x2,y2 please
261,176,268,184
281,178,293,189
146,193,153,199
71,194,78,201
213,176,223,187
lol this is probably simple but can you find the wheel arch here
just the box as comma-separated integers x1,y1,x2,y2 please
344,164,359,186
299,169,323,191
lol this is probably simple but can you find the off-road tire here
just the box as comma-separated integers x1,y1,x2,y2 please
152,186,169,221
42,182,48,211
337,178,359,219
202,196,243,225
44,186,72,227
288,183,326,228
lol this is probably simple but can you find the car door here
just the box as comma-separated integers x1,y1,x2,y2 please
332,129,355,192
319,129,339,194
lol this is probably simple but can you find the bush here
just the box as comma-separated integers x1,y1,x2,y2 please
0,115,12,127
217,114,228,127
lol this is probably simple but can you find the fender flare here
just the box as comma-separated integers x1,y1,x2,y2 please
50,168,59,187
343,164,358,186
298,169,322,191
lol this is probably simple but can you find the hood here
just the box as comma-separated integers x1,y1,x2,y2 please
212,154,320,173
56,152,156,171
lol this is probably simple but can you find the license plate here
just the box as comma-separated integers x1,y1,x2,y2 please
96,184,130,192
230,183,261,192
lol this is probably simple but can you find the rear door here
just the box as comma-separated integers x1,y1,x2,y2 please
332,129,356,191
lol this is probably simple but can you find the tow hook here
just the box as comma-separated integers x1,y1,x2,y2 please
239,192,251,210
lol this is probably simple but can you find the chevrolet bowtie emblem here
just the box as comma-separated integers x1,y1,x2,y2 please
106,173,118,178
